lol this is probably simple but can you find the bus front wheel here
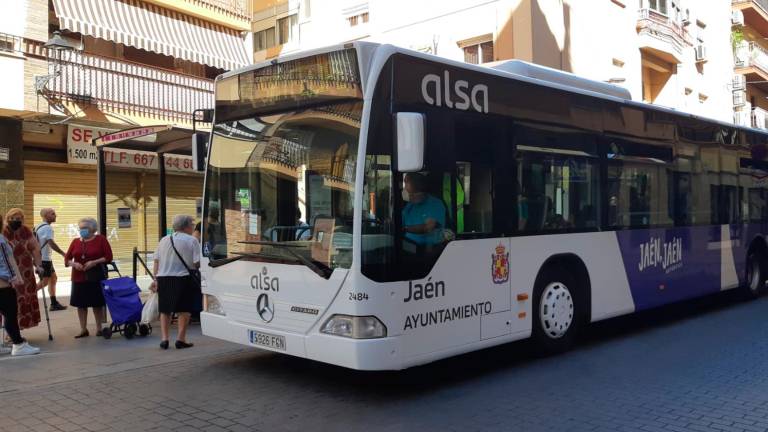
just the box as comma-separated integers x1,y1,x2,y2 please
531,269,582,355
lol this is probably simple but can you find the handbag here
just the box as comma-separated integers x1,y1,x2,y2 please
81,239,107,282
0,241,24,289
170,235,200,284
84,265,107,282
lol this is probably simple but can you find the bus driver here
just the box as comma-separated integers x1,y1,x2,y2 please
402,173,447,247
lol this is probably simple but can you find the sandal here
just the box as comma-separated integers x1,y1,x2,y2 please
74,330,89,339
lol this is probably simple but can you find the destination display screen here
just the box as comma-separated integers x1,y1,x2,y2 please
215,48,362,122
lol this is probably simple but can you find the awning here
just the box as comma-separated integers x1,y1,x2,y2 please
52,0,250,71
93,125,203,155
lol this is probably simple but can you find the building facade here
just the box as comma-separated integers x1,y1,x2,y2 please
251,0,736,124
0,0,250,278
733,0,768,129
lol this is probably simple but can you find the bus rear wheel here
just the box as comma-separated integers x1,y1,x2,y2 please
744,252,766,299
532,269,581,355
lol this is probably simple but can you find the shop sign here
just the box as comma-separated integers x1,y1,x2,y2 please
67,125,195,173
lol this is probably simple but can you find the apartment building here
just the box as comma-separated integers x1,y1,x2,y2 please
733,0,768,129
0,0,250,276
250,0,735,124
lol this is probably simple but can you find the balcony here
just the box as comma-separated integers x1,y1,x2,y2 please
142,0,251,31
42,51,214,124
734,41,768,91
636,8,693,63
733,0,768,37
183,0,251,20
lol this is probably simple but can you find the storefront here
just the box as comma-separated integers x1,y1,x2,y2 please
23,122,203,280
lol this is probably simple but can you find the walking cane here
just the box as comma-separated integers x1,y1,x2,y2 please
36,270,53,341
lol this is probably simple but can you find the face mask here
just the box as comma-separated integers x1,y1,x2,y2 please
79,228,90,238
401,189,410,203
8,221,21,231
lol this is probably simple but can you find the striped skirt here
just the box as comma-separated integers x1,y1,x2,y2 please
157,276,202,314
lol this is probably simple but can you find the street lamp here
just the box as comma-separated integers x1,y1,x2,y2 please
35,31,82,109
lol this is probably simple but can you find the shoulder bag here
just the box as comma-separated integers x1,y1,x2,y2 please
170,235,200,284
82,239,107,282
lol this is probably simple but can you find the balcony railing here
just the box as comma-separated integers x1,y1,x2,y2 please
44,51,214,124
735,41,768,73
637,8,693,55
733,0,768,16
184,0,251,20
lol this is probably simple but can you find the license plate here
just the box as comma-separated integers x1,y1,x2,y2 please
248,330,286,351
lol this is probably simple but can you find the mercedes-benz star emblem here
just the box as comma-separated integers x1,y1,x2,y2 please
256,293,275,323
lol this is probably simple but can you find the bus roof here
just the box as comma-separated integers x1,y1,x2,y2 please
221,41,768,139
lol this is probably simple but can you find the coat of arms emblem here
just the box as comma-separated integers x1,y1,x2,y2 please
492,243,509,284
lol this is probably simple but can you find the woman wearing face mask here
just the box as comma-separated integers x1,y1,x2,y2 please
0,215,40,356
64,217,113,338
2,209,43,333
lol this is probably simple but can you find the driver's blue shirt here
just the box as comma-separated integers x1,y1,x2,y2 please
402,194,446,246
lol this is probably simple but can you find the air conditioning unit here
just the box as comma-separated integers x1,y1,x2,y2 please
733,74,747,91
734,90,747,107
735,110,751,127
732,10,745,26
695,44,707,62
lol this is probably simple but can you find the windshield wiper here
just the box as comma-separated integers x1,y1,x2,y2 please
207,252,255,268
238,241,332,279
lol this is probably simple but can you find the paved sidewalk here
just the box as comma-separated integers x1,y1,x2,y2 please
0,293,244,394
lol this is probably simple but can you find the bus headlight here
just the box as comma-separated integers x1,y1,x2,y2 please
204,295,226,316
321,315,387,339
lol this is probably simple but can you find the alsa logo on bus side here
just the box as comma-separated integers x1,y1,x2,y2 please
251,267,280,292
638,237,683,274
421,71,489,113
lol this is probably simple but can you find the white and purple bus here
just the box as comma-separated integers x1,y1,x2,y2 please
200,42,768,370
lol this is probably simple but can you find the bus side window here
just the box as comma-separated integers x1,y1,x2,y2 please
518,152,598,232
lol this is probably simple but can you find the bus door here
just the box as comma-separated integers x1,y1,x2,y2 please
396,110,514,356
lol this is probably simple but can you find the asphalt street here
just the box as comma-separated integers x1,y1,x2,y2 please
2,290,768,432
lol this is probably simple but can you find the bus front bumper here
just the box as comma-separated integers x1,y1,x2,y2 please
201,312,402,370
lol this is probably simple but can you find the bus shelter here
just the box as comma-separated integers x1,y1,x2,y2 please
92,125,206,241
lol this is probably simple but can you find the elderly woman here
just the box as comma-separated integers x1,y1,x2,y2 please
0,217,40,356
64,217,113,338
150,215,201,350
2,209,43,332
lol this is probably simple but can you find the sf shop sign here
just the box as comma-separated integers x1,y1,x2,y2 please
67,125,195,173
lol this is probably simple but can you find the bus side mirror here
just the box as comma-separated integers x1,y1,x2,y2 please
396,112,425,172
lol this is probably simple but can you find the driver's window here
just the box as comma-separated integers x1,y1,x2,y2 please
400,171,451,251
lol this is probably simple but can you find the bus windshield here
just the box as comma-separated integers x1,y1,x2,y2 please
203,49,363,276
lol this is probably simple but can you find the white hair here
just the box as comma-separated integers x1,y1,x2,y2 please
172,215,195,232
78,217,98,233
